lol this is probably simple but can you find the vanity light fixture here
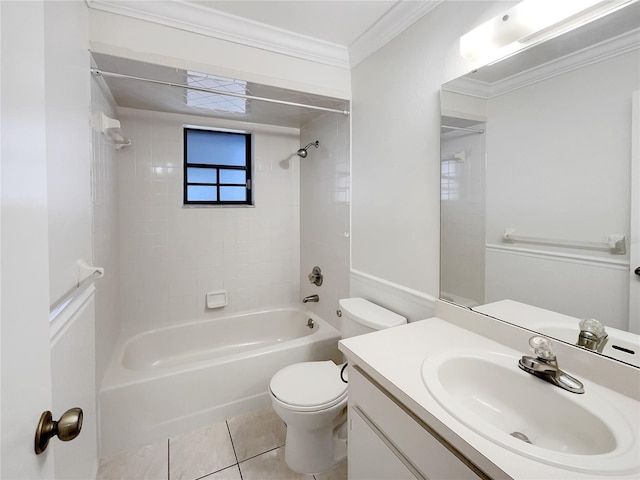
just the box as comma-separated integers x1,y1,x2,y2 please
460,0,635,64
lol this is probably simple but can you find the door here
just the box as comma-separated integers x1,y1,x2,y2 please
630,91,640,334
1,1,56,477
349,407,420,480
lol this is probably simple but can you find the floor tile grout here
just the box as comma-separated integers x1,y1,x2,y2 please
226,420,244,480
236,443,285,465
193,464,239,480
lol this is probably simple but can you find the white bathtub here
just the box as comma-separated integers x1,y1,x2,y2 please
99,308,341,457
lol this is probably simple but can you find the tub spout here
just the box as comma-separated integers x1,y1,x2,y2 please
302,295,319,303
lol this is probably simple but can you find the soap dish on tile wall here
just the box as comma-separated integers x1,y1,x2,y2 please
206,291,227,309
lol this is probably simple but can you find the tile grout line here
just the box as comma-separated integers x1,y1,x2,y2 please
236,444,284,464
167,438,171,480
226,420,244,480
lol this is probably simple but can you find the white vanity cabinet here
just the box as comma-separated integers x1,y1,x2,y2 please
349,407,418,479
347,366,486,480
341,308,640,480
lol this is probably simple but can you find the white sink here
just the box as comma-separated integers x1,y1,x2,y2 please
422,351,639,475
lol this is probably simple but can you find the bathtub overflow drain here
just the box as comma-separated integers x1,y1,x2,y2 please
307,319,314,329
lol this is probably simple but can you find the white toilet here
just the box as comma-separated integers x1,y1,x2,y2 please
269,297,407,474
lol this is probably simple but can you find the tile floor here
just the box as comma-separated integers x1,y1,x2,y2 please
96,406,347,480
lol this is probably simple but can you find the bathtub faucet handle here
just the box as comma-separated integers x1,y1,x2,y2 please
308,266,323,286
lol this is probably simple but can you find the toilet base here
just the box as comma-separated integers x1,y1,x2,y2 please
284,420,347,475
271,396,348,475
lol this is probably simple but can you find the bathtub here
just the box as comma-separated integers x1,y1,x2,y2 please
99,308,341,457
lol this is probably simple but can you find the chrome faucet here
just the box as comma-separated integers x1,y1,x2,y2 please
518,336,584,394
577,318,608,353
302,294,319,303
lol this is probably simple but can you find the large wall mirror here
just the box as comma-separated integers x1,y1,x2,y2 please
440,1,640,367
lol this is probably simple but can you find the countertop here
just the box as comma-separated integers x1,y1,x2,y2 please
339,317,640,480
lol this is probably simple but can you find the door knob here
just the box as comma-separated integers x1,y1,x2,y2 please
635,266,640,276
34,407,83,454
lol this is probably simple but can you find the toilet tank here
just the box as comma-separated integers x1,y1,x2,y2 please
338,298,407,339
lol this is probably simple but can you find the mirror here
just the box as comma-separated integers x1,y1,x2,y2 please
440,1,640,367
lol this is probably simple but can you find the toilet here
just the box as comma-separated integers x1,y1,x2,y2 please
269,297,407,474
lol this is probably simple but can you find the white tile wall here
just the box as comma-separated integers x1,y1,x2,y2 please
300,113,350,330
117,108,300,331
91,76,121,386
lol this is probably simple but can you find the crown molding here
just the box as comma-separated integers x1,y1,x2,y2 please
86,0,350,68
348,0,442,67
87,0,441,70
488,28,640,98
444,28,640,99
442,76,492,99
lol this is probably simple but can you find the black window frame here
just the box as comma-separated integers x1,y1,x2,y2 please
183,127,253,206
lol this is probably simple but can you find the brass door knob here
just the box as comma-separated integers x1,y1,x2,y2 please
34,407,83,454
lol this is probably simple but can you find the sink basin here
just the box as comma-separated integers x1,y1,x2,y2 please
422,351,639,474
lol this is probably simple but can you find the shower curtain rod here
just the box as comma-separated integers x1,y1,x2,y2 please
442,124,484,134
91,69,350,116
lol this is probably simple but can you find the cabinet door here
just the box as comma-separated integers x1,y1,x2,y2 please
349,406,420,480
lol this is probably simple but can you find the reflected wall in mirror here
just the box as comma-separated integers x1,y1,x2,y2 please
440,1,640,367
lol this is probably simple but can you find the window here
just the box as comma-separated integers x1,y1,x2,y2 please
184,128,252,205
440,159,460,201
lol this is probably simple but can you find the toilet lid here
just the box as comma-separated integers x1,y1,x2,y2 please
270,361,347,410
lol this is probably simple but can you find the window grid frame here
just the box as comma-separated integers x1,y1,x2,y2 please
183,127,253,206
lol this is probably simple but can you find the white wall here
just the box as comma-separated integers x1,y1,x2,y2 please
117,108,300,332
91,76,121,386
45,0,92,303
485,51,637,249
484,50,639,329
299,113,350,329
88,9,350,99
44,2,100,477
350,1,506,319
51,293,98,479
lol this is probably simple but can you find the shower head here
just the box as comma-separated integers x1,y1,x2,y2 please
297,141,319,158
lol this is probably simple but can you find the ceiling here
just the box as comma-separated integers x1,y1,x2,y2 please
88,0,441,128
90,1,640,128
87,0,442,68
190,0,398,47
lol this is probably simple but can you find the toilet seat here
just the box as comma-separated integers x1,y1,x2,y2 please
270,361,347,412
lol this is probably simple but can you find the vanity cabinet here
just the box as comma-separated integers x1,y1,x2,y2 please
348,366,484,480
349,407,418,479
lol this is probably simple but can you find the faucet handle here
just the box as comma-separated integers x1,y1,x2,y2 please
529,335,556,360
308,266,323,286
579,318,606,337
